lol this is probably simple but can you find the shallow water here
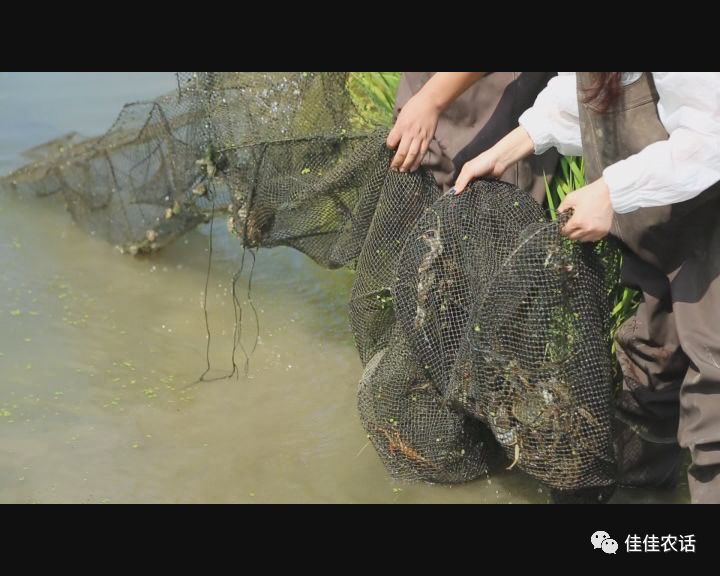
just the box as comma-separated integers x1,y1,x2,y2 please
0,72,688,503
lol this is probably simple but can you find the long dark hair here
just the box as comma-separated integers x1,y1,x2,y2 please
583,72,622,112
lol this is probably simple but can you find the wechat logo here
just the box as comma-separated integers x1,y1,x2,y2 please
592,531,618,554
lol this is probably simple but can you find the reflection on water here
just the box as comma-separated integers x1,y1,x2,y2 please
0,73,688,503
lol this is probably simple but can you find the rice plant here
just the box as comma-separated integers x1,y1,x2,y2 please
348,72,401,127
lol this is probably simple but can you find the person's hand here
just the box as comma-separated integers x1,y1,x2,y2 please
558,178,614,242
386,93,440,172
452,150,506,194
451,126,535,195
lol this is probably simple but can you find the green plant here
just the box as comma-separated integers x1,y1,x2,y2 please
348,72,401,128
544,156,585,220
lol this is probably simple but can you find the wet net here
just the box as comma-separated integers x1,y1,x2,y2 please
0,72,618,496
392,187,616,494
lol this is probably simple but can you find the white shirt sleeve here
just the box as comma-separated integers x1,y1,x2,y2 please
603,72,720,213
518,72,583,157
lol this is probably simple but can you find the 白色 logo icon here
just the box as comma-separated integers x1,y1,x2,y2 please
591,531,617,554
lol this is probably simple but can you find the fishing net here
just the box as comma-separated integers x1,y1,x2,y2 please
392,185,616,494
0,72,619,496
357,324,496,484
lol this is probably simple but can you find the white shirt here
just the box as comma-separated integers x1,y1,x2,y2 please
518,72,720,214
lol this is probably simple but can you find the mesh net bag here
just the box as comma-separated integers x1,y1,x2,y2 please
450,210,617,493
392,182,616,492
1,91,208,253
392,181,547,396
357,325,495,483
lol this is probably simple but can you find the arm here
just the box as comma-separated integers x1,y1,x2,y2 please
452,125,535,193
387,72,485,172
518,72,582,157
561,72,720,242
602,72,720,213
453,72,580,193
